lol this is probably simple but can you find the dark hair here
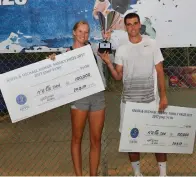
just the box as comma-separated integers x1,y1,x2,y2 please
124,13,140,25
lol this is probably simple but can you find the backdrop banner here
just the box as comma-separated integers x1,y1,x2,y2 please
1,0,196,53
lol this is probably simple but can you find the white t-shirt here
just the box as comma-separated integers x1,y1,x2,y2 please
114,35,164,103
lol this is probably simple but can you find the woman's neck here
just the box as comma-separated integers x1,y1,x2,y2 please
72,41,85,49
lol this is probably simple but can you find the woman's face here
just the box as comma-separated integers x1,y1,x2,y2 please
73,24,89,44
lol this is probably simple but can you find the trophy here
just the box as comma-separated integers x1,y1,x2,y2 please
109,0,130,15
97,11,120,54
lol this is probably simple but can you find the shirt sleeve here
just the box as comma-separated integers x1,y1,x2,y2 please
153,40,164,65
114,46,124,66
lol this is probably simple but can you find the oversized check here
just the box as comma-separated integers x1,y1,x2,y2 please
0,45,105,123
119,102,196,154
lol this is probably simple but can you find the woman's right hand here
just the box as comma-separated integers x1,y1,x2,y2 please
47,53,56,61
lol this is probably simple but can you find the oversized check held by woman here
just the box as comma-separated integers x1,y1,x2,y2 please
0,45,105,123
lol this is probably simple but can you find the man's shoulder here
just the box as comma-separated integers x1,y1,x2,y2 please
143,35,159,46
142,35,156,43
142,35,159,50
116,42,130,51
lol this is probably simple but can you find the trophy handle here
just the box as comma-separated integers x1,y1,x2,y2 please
106,11,121,32
97,11,106,33
96,11,112,53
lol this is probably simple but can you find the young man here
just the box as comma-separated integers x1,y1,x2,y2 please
98,13,168,176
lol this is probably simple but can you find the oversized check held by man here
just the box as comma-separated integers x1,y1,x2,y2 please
0,45,105,123
119,102,196,154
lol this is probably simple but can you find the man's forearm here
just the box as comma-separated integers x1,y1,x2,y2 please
107,63,122,80
157,70,167,98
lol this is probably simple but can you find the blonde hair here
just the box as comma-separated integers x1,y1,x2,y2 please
73,21,90,34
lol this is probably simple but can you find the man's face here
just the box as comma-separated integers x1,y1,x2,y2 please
125,17,141,37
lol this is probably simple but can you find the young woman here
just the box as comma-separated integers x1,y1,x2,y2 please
49,21,107,176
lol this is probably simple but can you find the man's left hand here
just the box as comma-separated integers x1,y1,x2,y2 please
158,95,168,112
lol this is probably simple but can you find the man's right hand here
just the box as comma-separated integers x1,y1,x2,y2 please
97,51,111,65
